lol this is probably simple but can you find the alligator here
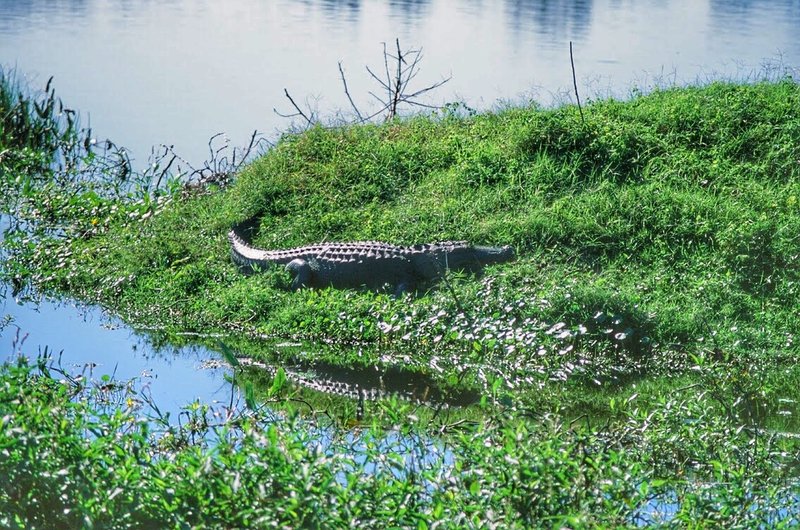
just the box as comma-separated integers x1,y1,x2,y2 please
228,219,515,295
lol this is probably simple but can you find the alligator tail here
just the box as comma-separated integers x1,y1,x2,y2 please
228,216,271,272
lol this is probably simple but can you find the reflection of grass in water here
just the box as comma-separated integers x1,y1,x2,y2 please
3,355,800,527
234,356,484,426
239,356,480,404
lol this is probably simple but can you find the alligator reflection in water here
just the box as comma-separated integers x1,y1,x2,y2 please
235,357,480,408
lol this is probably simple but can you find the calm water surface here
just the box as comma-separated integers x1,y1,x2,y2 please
1,294,234,417
1,0,798,165
1,0,799,401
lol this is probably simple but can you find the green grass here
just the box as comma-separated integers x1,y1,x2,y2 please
4,66,800,527
7,79,800,395
2,356,799,529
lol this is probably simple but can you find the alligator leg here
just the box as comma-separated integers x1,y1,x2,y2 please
286,259,312,290
394,281,414,298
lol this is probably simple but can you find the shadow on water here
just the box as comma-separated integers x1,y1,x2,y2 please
136,318,483,412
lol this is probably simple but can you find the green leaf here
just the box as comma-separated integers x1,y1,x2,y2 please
267,425,278,446
269,367,287,397
217,341,240,367
244,381,257,411
469,480,480,495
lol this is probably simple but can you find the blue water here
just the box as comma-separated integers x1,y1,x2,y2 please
1,296,234,415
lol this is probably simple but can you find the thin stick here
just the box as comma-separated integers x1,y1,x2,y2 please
569,41,585,124
338,61,364,122
382,41,392,105
391,38,405,119
275,88,314,126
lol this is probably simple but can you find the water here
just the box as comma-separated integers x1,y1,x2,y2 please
0,215,233,416
1,0,797,167
1,0,799,403
0,295,237,416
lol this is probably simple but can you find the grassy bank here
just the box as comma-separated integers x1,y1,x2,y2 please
3,68,800,526
7,78,800,394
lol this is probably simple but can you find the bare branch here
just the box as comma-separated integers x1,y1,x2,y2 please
208,132,228,163
231,129,262,168
274,88,314,126
399,100,446,110
401,53,425,84
389,38,404,119
383,41,392,103
338,61,364,122
365,65,391,91
142,128,271,193
570,41,586,125
368,90,387,105
403,76,452,100
152,152,177,191
276,38,451,127
362,107,392,122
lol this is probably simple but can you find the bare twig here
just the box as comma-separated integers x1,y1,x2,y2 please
141,128,269,194
338,62,364,122
383,41,393,102
570,41,585,124
312,39,452,125
152,151,177,191
232,129,261,169
366,65,391,91
390,38,405,118
272,40,451,128
274,88,315,126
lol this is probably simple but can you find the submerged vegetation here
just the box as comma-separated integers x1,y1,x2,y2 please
2,65,800,526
